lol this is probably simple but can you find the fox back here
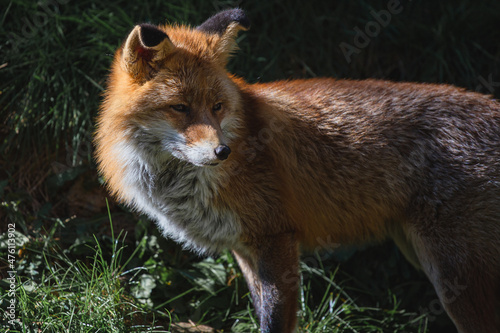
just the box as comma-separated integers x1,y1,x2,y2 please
95,9,500,333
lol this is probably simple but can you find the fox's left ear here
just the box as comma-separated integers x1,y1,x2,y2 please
197,8,250,66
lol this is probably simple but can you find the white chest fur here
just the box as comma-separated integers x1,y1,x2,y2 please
115,141,241,254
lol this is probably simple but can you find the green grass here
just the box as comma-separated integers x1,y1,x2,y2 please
297,263,429,333
13,239,157,333
1,0,499,331
0,215,429,332
1,204,170,332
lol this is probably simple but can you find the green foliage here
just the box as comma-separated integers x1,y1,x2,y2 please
297,261,428,332
0,207,170,332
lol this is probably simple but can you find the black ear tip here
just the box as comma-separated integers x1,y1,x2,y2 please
197,8,250,35
229,8,250,30
139,23,168,47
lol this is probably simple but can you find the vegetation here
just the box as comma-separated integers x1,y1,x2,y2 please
1,0,499,331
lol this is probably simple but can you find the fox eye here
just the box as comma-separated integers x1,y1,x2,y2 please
213,103,222,112
170,104,188,113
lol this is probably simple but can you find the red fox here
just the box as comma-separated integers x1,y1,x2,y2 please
95,9,500,333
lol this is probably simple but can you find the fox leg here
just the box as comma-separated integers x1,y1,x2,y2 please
233,232,300,333
411,229,500,333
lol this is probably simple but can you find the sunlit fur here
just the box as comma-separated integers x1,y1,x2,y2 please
95,10,500,333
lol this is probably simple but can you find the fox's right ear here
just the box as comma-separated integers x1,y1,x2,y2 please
122,24,175,82
197,9,250,66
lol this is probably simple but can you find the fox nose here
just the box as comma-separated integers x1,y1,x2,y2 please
214,144,231,160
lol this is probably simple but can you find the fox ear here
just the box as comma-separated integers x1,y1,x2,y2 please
122,24,175,82
197,9,250,66
197,8,250,35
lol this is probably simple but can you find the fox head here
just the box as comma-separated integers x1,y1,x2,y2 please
97,9,249,180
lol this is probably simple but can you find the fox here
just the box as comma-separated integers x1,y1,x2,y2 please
95,8,500,333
